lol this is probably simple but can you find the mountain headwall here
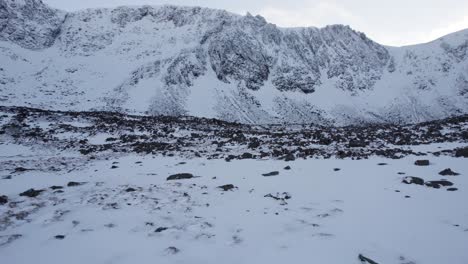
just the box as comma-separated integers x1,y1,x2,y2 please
1,0,467,124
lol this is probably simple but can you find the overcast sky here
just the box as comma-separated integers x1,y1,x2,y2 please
43,0,468,47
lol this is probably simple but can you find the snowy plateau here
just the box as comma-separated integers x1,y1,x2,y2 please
0,0,468,264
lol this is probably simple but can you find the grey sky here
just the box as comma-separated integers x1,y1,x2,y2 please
43,0,468,47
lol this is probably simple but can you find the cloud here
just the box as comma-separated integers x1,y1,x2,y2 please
259,2,363,28
425,15,468,42
258,1,468,46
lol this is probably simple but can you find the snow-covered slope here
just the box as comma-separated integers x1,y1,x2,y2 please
1,0,468,125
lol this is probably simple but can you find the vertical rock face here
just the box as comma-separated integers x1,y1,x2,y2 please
0,0,65,49
0,1,467,124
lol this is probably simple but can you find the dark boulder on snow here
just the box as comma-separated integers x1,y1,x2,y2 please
425,180,454,189
67,181,86,187
402,176,425,185
167,173,195,180
358,254,379,264
240,152,254,159
284,153,296,161
155,227,169,233
0,195,8,205
439,168,460,176
218,184,236,191
19,188,44,198
455,147,468,157
262,171,279,177
414,160,430,166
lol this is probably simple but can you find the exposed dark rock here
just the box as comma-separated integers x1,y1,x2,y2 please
439,168,460,176
50,186,63,190
455,147,468,157
348,140,368,148
67,182,86,187
402,176,424,185
167,173,194,180
262,171,279,177
19,188,44,198
218,184,236,191
265,192,291,201
54,235,66,240
14,167,30,173
240,152,254,159
284,153,295,161
334,168,341,171
155,227,169,233
377,163,387,166
358,254,379,264
414,160,430,166
248,139,260,149
425,180,454,189
125,187,137,192
284,166,291,170
447,188,458,191
0,195,8,205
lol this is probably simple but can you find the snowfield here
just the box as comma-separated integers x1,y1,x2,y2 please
1,1,468,263
0,107,467,264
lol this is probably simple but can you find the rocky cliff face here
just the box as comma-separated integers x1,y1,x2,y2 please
1,0,467,124
0,0,64,49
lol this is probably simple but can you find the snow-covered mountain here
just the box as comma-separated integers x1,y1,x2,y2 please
1,0,468,125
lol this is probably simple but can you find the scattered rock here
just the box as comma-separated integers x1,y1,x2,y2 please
240,152,254,159
19,188,44,198
14,167,29,173
414,160,430,166
439,168,460,176
155,227,169,233
455,147,468,158
262,171,279,177
284,153,295,161
167,173,195,180
402,176,424,185
425,180,454,189
264,192,292,204
67,181,86,187
358,254,379,264
218,184,236,191
348,140,368,148
0,195,8,205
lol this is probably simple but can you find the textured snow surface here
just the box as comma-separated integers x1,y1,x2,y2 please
1,0,468,125
0,107,467,264
1,154,467,264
